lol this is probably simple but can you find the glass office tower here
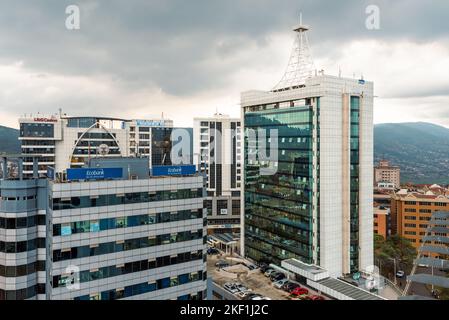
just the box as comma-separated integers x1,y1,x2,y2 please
241,78,373,278
244,104,315,265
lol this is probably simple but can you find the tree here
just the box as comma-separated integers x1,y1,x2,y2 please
374,234,417,278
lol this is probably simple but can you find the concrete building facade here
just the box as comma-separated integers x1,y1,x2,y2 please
193,114,242,235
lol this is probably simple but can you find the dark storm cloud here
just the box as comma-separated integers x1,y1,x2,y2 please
0,0,448,98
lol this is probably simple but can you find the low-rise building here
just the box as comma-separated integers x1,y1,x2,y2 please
374,206,390,239
374,160,400,189
390,189,449,249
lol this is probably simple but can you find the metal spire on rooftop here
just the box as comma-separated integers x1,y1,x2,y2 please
272,12,316,92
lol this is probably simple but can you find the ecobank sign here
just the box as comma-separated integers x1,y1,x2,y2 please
66,168,123,181
152,165,196,177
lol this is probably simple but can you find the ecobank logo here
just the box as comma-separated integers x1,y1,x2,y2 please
85,169,105,179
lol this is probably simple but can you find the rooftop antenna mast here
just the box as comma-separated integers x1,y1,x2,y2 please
272,12,316,92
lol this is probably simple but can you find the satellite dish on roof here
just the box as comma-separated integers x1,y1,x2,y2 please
97,144,110,156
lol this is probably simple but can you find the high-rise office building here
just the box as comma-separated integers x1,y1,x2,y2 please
0,155,207,300
193,114,242,235
18,115,192,179
241,20,374,277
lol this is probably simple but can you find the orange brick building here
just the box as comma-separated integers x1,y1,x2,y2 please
390,190,449,249
374,206,389,239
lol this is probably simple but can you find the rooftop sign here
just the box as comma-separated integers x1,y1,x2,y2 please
152,165,196,177
33,118,58,122
66,167,123,181
136,120,165,127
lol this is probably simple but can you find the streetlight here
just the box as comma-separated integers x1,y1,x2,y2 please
388,257,397,285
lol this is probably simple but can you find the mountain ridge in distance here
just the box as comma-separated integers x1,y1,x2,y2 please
0,125,20,154
374,122,449,185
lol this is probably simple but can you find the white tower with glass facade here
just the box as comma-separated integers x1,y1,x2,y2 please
241,17,374,278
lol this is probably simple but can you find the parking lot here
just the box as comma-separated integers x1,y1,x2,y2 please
208,252,329,300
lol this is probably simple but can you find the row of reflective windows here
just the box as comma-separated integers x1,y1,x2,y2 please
245,213,310,240
0,284,45,300
245,192,311,218
53,250,204,288
74,271,206,300
244,125,312,136
0,215,46,229
20,123,54,138
76,132,117,139
72,148,121,155
0,238,46,253
0,195,36,201
245,225,311,254
21,140,55,146
0,260,46,277
52,209,203,236
245,109,312,124
245,202,311,225
53,230,205,262
51,188,203,211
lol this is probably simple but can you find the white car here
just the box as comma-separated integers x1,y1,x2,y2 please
237,290,253,298
236,285,250,292
273,279,289,289
264,269,276,277
223,283,239,294
396,270,405,278
251,296,272,300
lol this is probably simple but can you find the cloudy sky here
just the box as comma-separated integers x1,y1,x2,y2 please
0,0,448,129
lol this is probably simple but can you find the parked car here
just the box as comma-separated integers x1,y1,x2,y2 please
235,284,250,292
223,283,239,294
207,247,219,255
237,291,253,299
215,260,229,268
271,272,286,282
259,263,270,273
310,295,325,301
282,282,300,293
247,264,257,271
291,287,309,296
269,271,279,279
242,293,260,300
273,279,289,289
396,270,405,278
264,269,275,277
252,296,272,300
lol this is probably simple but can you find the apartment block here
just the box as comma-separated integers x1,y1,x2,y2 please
374,160,400,189
390,189,449,249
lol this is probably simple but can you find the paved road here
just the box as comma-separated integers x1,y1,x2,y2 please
396,267,446,298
